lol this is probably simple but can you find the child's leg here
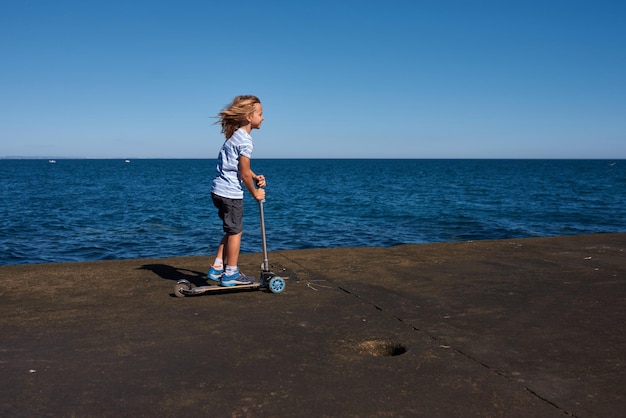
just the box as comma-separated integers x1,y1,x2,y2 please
208,234,228,281
214,235,228,266
221,231,253,286
210,193,250,285
210,232,241,275
214,231,241,266
211,193,241,269
224,232,242,269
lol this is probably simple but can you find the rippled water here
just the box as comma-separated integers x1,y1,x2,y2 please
1,159,624,265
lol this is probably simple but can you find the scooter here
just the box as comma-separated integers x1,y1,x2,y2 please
174,199,286,297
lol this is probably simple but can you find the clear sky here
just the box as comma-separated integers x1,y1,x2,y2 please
2,0,625,159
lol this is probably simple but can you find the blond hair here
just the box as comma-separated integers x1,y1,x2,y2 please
215,95,261,139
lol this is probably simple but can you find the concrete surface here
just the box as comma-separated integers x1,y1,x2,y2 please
1,233,625,417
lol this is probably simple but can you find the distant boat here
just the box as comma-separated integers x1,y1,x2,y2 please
609,162,617,167
49,160,56,164
124,160,131,163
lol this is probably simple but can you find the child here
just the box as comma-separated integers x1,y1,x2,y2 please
208,95,266,286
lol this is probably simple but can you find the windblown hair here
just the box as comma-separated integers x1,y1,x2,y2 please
215,95,261,139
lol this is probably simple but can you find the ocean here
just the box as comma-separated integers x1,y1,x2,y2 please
1,159,625,265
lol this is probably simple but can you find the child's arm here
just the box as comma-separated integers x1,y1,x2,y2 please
239,156,265,201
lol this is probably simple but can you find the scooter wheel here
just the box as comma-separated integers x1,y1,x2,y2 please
174,279,192,298
268,277,285,294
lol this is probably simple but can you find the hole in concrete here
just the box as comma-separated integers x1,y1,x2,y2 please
357,339,407,357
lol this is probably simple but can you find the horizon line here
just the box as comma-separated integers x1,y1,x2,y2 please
2,156,625,161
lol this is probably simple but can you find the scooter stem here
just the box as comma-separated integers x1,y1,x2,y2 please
259,199,270,272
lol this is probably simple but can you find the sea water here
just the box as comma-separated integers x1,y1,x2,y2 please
1,159,624,265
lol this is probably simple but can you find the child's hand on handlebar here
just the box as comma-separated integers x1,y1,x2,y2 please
254,175,266,188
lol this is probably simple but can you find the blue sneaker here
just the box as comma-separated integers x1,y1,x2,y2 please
220,270,255,287
207,265,223,282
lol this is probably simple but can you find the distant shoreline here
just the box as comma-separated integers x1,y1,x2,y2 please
2,157,624,161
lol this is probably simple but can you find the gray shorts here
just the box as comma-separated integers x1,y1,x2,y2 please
211,193,243,235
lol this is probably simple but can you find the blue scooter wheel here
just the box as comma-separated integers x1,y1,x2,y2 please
268,277,285,294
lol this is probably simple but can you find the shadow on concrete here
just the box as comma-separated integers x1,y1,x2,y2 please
138,264,206,286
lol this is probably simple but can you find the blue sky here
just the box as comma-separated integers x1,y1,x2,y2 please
1,0,625,159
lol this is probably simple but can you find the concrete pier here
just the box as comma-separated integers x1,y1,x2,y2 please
1,233,625,417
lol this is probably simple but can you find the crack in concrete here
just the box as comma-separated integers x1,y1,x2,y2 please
337,285,579,418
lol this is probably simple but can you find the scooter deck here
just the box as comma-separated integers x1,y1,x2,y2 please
174,276,285,297
182,283,261,295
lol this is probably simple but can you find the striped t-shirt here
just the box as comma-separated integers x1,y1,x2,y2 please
211,128,254,199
